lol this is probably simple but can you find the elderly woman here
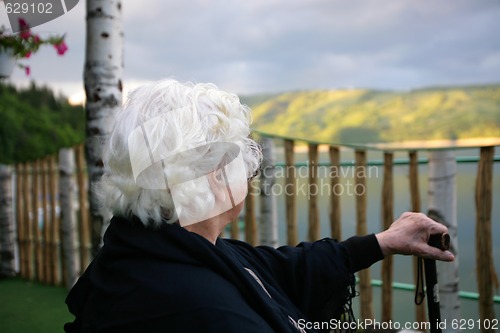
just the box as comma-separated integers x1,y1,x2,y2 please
65,80,454,333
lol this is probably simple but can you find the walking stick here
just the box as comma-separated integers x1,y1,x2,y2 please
424,233,450,333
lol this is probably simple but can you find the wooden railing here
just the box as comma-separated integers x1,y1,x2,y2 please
12,145,90,287
242,131,498,328
4,135,499,330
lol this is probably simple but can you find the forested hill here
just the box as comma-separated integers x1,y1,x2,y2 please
241,84,500,144
0,83,85,164
1,83,499,163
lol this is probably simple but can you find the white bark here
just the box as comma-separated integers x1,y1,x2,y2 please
59,149,80,289
0,164,16,277
85,0,123,257
428,150,461,332
259,137,279,247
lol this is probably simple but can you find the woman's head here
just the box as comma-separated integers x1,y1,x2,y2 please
97,79,262,227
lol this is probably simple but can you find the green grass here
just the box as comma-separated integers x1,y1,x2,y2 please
0,278,73,333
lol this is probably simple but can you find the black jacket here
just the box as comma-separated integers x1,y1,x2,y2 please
65,216,383,333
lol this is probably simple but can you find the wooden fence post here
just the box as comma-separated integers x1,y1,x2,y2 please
475,146,497,331
48,155,60,285
32,160,44,282
381,152,394,323
284,139,298,245
259,137,278,247
15,164,26,278
329,146,341,240
355,150,374,320
0,164,15,278
22,162,34,280
245,180,257,245
428,150,460,326
41,157,50,283
308,144,320,241
409,151,427,326
59,148,80,289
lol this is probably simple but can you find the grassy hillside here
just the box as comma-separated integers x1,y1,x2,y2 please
243,84,500,144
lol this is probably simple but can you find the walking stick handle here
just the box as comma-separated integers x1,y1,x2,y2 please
424,233,449,333
428,233,450,251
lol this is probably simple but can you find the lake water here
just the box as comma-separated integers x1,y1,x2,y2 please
241,146,500,329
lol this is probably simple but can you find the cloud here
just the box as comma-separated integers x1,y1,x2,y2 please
2,0,500,98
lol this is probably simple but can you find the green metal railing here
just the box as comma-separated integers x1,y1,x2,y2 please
367,279,500,304
275,156,500,168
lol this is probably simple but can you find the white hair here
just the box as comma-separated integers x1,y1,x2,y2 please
96,79,262,227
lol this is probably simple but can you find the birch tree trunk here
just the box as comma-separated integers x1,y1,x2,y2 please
59,148,80,289
428,150,460,332
85,0,123,257
0,164,16,278
259,137,278,247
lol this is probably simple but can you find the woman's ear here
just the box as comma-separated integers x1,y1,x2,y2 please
208,170,226,202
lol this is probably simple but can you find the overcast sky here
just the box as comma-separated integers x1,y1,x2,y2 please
1,0,500,103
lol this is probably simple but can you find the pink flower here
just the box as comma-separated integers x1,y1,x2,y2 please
24,66,31,76
19,18,29,29
18,18,31,38
24,51,32,58
20,30,31,39
54,41,68,55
